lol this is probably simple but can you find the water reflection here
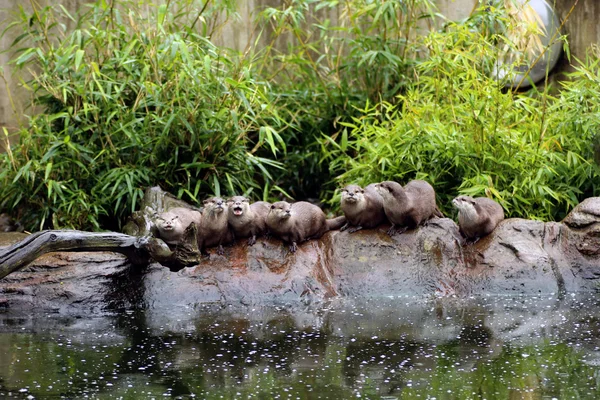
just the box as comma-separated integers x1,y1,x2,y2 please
1,295,600,399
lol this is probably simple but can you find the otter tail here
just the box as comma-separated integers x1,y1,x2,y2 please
326,216,347,231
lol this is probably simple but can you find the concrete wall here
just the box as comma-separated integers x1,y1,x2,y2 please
556,0,600,63
0,0,597,151
0,0,84,151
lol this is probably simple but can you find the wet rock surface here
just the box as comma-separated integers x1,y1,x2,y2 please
1,198,600,313
0,250,143,313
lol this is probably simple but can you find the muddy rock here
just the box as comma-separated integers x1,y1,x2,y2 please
2,198,600,313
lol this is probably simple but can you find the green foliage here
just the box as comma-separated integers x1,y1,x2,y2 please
253,0,436,199
0,0,287,230
549,45,600,198
1,0,599,230
320,15,600,220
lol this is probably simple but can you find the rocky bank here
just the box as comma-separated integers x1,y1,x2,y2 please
1,197,599,314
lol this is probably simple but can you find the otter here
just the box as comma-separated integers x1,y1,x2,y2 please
376,180,443,236
0,213,24,232
266,201,346,252
198,197,234,255
340,183,387,233
452,195,504,242
227,196,271,245
155,207,202,245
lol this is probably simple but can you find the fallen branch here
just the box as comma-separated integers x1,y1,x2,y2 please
0,187,207,280
0,230,154,279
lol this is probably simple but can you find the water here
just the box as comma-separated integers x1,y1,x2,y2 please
1,294,600,399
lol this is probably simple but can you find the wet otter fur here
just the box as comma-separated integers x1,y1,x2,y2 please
340,183,387,233
155,207,202,245
452,195,504,242
266,201,346,252
376,180,443,236
198,197,234,255
227,196,271,245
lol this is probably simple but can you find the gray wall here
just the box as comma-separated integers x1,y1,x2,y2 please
0,0,597,151
0,0,85,150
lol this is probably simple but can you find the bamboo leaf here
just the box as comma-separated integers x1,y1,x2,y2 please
74,49,84,72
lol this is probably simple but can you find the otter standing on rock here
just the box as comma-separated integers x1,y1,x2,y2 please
154,207,202,245
266,201,346,252
452,195,504,242
227,196,271,245
198,197,234,255
340,183,387,233
376,180,443,236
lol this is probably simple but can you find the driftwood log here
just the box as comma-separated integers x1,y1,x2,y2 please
0,186,205,279
0,230,150,280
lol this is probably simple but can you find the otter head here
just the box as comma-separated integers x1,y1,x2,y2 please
452,195,478,217
227,196,250,217
341,185,365,205
156,212,180,232
269,201,292,220
203,197,226,215
376,181,403,201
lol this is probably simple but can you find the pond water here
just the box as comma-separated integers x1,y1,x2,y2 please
1,295,600,399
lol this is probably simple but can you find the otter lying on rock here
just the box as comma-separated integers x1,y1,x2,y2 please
376,180,443,236
266,201,346,252
340,183,387,233
227,196,271,245
155,207,202,245
452,195,504,242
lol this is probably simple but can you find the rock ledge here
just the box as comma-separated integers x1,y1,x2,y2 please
1,198,599,313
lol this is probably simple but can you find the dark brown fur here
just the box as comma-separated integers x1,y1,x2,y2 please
227,196,271,245
266,201,344,252
452,195,504,241
198,197,234,255
340,183,386,232
0,213,23,233
376,180,441,236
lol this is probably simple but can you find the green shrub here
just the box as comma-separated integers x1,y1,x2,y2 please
2,0,599,231
548,45,600,204
252,0,436,200
0,0,287,231
320,18,600,220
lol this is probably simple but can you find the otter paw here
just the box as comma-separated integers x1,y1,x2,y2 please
340,223,349,232
289,242,298,253
465,237,481,246
396,226,408,235
348,226,362,234
248,236,256,246
217,245,224,255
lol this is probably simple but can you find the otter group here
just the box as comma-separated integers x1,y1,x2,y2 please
155,195,346,254
154,179,504,255
341,180,504,242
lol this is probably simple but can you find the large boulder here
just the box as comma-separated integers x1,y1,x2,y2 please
1,197,600,314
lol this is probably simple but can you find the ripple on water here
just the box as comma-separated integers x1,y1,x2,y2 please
1,294,600,399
